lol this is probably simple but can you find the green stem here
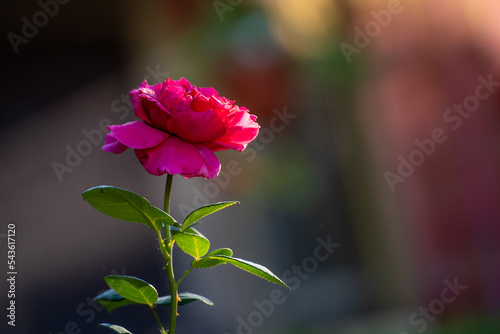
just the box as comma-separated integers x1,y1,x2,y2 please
157,229,170,263
164,173,173,215
150,305,167,334
163,174,178,334
177,263,197,286
166,240,178,334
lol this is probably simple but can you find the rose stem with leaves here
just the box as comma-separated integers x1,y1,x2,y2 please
163,173,179,334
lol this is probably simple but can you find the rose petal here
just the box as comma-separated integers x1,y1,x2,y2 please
131,81,191,131
211,128,259,151
168,77,194,91
197,86,219,98
129,81,153,123
191,94,214,113
110,121,169,149
158,86,192,115
137,85,171,115
187,145,221,179
168,110,226,143
102,133,128,154
140,99,171,131
135,136,203,177
211,100,236,120
211,111,259,151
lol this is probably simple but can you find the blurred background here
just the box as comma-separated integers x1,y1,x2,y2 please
2,0,500,333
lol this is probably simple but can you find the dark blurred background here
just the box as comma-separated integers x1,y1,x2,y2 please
2,0,500,333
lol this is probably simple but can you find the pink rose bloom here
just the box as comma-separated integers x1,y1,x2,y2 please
102,78,259,179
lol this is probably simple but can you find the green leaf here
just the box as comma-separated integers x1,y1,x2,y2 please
104,275,158,306
98,323,133,334
182,201,238,231
193,248,233,269
94,289,213,310
173,232,210,259
82,185,177,231
170,226,205,238
156,292,214,306
205,255,289,288
94,289,139,313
